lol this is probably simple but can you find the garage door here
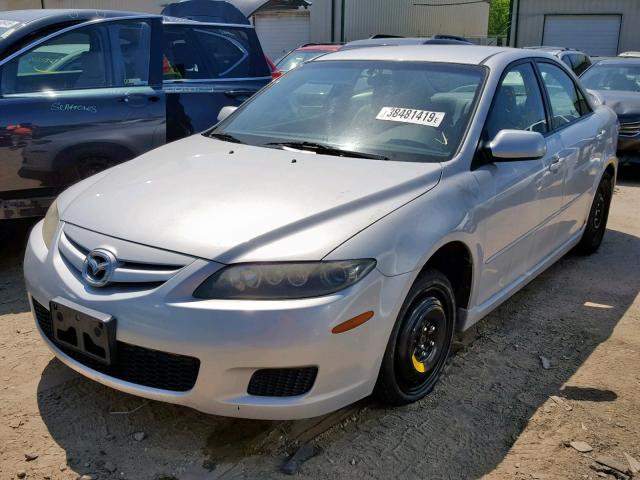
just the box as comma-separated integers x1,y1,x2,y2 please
543,15,621,56
254,12,310,61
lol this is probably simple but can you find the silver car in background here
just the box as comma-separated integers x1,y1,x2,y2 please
24,46,618,419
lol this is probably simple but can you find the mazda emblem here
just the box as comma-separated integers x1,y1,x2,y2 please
82,248,117,287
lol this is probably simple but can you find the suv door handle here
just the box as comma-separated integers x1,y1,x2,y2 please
596,129,607,140
119,94,160,103
549,155,563,173
224,90,258,97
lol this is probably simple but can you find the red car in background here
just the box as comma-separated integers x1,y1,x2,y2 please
275,43,343,73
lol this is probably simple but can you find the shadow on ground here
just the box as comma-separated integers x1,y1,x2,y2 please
3,167,636,479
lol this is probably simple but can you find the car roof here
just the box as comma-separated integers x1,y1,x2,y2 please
315,45,536,66
0,9,148,25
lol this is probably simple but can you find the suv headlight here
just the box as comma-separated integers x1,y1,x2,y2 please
194,260,376,300
42,200,59,249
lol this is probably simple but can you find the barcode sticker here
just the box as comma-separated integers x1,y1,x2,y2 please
376,107,445,127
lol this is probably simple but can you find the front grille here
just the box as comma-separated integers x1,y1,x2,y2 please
620,120,640,137
33,299,200,392
248,367,318,397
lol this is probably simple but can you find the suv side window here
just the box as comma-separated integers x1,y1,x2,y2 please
108,20,152,87
1,25,110,94
537,62,589,129
485,62,548,140
163,24,270,81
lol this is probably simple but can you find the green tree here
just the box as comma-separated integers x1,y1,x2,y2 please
488,0,511,36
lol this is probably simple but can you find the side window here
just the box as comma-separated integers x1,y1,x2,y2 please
1,25,110,94
561,54,574,70
537,62,586,129
163,25,267,80
573,54,591,76
163,26,208,80
485,62,548,140
109,20,151,87
193,27,249,78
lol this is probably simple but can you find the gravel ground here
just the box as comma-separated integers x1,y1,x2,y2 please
1,167,639,480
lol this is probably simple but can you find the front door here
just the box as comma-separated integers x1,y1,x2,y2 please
0,17,165,203
472,61,562,305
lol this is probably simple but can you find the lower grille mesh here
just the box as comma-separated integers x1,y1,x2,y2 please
248,367,318,397
32,299,200,392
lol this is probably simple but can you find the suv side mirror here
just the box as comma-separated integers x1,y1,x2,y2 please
217,106,238,123
488,129,546,161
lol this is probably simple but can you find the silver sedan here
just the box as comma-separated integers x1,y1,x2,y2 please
24,45,619,419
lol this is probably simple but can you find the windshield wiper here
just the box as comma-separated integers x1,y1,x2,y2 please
265,141,389,160
208,132,244,144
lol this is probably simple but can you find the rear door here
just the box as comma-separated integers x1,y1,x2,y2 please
536,60,602,241
0,17,164,201
162,22,271,141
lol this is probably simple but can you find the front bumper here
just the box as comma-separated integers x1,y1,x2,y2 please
618,134,640,165
24,221,411,419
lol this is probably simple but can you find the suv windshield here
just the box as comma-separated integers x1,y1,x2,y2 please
581,63,640,92
211,60,486,163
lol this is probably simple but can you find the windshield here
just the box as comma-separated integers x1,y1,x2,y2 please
211,60,486,163
581,63,640,92
276,49,335,71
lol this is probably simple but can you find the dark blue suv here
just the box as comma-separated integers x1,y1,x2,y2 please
0,1,271,219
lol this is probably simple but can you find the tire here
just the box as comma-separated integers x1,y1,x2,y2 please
75,156,119,180
576,171,613,255
374,269,455,405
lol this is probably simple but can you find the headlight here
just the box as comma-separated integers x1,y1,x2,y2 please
194,260,376,300
41,200,59,249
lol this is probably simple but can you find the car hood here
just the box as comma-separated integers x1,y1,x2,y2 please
59,135,442,263
589,89,640,116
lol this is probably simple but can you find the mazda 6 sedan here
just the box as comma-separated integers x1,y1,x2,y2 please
24,45,619,420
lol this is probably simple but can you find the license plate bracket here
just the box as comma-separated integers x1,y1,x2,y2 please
50,297,117,365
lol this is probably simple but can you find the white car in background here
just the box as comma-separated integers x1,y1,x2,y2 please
25,45,618,420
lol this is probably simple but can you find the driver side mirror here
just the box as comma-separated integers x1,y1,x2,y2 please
217,106,238,123
488,129,546,161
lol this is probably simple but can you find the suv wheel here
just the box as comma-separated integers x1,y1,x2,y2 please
374,269,455,405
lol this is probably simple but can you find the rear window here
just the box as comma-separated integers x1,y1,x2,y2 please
163,24,270,80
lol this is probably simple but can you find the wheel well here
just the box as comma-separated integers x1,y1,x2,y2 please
604,163,616,183
54,142,136,171
422,242,473,309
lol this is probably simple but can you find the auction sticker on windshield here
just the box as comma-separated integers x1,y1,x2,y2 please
376,107,445,127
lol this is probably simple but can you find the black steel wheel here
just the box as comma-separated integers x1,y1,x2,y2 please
577,171,613,255
374,269,455,405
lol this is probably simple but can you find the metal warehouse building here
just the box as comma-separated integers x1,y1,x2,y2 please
509,0,640,56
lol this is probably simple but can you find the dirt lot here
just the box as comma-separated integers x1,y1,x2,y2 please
1,167,639,480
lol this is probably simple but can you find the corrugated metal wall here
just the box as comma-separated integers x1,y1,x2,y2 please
310,0,489,43
515,0,640,53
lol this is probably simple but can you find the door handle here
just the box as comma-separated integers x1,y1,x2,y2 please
596,129,607,140
119,94,160,104
549,155,563,173
224,90,258,97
